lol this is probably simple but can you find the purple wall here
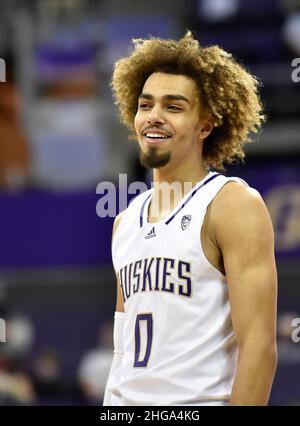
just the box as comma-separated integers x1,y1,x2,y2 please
0,188,113,268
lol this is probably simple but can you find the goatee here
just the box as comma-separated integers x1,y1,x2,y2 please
139,147,171,169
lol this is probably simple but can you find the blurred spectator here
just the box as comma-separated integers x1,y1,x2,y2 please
281,0,300,55
77,320,113,405
5,313,35,359
0,309,36,405
0,370,35,405
282,12,300,55
197,0,239,22
0,55,30,190
31,347,68,404
0,324,35,405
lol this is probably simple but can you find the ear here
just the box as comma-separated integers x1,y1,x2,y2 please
198,119,214,140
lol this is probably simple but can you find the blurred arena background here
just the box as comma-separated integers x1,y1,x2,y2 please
0,0,299,406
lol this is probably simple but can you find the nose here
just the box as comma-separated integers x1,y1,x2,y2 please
146,105,165,125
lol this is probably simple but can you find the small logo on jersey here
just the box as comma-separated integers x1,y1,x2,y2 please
181,215,192,230
145,226,156,239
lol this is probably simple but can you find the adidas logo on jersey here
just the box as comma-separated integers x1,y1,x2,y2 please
145,226,156,239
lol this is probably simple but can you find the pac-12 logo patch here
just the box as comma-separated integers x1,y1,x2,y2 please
181,215,192,230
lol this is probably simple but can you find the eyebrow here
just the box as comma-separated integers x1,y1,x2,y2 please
138,93,190,104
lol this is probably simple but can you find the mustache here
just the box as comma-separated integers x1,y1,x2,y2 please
142,125,172,135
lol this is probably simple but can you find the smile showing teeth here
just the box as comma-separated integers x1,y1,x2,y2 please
145,132,170,139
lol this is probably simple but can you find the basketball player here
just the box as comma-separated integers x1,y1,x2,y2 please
103,32,277,406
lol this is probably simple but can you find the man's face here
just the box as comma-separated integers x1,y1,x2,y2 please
134,72,209,169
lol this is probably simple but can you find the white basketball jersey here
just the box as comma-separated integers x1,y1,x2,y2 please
109,171,248,406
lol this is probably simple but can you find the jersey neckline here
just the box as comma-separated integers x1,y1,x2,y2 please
140,171,220,228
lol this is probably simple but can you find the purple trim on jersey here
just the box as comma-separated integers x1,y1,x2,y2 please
140,193,153,228
165,173,221,225
139,173,221,228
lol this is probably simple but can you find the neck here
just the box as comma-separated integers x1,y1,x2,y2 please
148,157,210,220
152,157,209,195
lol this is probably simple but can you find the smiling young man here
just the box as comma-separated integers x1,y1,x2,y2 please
103,32,278,406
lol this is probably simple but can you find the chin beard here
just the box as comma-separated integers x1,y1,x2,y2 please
139,147,171,169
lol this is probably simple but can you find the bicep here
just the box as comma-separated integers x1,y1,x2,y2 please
215,186,277,348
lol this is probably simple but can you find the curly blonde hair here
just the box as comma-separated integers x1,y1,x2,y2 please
111,31,265,170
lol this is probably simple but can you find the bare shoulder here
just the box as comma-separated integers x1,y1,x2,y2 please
210,180,274,246
213,180,265,213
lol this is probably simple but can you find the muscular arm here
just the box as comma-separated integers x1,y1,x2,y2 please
212,182,278,405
